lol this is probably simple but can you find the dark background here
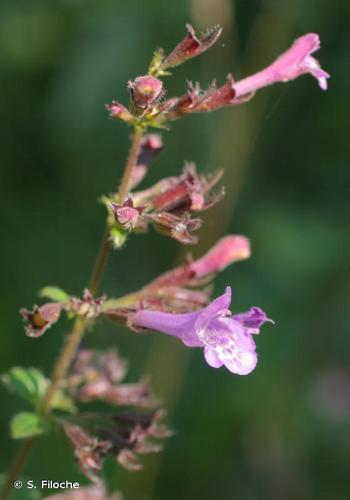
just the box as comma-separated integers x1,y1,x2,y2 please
1,0,349,499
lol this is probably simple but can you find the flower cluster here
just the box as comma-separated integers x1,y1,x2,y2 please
66,348,156,408
7,22,329,499
20,289,105,337
63,409,170,480
108,162,223,244
107,28,328,129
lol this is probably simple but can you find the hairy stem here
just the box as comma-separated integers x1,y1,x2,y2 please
1,128,144,500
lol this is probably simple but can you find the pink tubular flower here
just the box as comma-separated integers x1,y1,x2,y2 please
144,235,251,292
132,287,272,375
191,235,251,278
234,33,330,96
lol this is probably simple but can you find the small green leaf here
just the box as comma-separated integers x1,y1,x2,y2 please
1,367,47,406
110,226,127,249
51,390,76,413
39,286,69,303
2,367,75,413
10,412,46,439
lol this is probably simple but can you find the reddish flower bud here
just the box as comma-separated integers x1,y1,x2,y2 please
105,101,133,123
128,75,164,109
144,235,251,294
164,24,222,68
191,235,251,277
20,302,62,338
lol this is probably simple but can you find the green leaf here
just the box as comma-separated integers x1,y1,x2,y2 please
1,367,47,406
2,367,75,413
39,286,69,303
51,390,76,413
10,412,46,439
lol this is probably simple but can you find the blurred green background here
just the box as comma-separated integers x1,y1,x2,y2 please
1,0,349,499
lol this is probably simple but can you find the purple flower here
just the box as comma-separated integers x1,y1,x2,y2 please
234,33,330,96
132,287,272,375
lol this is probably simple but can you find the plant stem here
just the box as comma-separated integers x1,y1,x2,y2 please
0,438,36,500
0,128,144,500
117,127,143,202
89,227,112,296
40,317,85,414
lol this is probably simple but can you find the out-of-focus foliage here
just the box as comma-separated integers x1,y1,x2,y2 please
0,0,349,499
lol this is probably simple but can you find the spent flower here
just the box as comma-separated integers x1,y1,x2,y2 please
63,410,171,480
20,303,62,338
67,349,157,408
163,24,222,68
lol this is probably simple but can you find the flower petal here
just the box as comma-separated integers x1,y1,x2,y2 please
195,286,232,335
233,306,273,335
204,346,224,368
215,339,258,375
233,33,329,98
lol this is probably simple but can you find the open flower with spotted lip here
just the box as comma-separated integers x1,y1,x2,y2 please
132,287,273,375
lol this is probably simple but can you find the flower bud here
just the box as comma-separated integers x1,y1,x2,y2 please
105,101,133,123
191,235,251,277
128,75,164,109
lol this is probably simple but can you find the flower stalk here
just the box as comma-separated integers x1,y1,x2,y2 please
1,23,329,500
0,129,144,500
